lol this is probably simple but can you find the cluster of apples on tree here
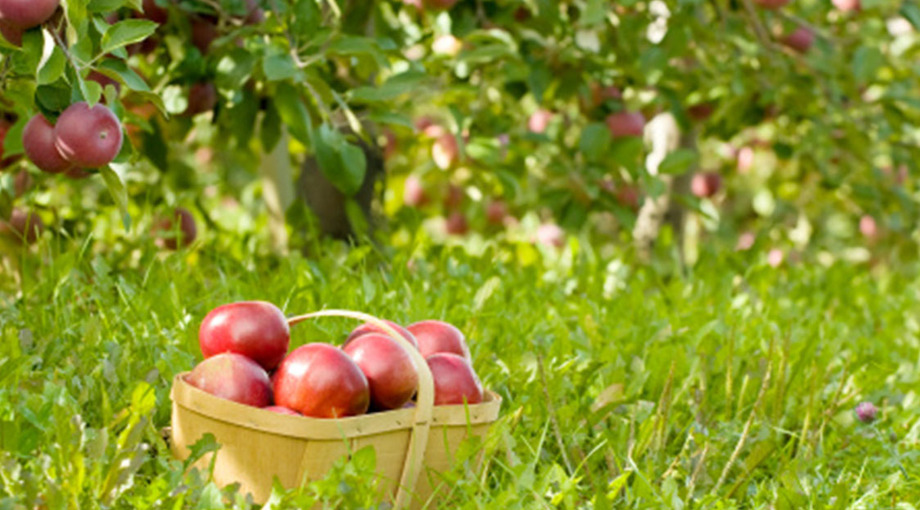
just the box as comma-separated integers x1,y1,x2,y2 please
187,301,484,418
0,0,169,244
378,0,912,254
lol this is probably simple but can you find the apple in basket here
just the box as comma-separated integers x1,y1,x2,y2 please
407,320,471,361
273,343,370,418
263,405,301,416
426,353,483,406
186,353,273,407
344,333,419,410
199,301,290,370
344,319,419,349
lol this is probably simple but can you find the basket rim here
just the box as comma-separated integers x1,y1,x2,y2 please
171,372,502,440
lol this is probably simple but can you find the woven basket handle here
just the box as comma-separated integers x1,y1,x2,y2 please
286,310,433,509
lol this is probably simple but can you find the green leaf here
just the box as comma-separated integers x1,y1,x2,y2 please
37,46,66,85
610,137,645,169
350,446,376,473
215,49,257,90
274,83,312,145
97,59,150,92
101,20,158,55
327,36,389,69
344,198,369,238
226,88,259,146
350,71,428,103
852,46,883,84
658,149,698,175
10,29,43,76
366,112,414,130
88,0,127,12
100,166,131,230
465,137,502,166
900,3,920,30
66,0,90,45
312,124,366,196
83,80,104,106
2,117,26,158
262,53,299,82
579,122,612,162
35,82,73,114
260,102,283,152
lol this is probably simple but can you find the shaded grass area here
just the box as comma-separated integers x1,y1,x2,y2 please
1,241,918,508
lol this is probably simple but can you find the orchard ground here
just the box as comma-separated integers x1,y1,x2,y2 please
1,238,919,507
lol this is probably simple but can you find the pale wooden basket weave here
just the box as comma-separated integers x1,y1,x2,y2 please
170,310,502,509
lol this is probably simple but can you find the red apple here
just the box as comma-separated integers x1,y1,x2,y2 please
54,102,123,168
404,175,430,207
432,133,458,169
140,0,168,23
0,0,59,30
767,248,784,268
186,353,273,407
13,170,31,197
426,353,483,406
273,343,370,418
382,130,398,161
615,184,640,210
528,109,553,134
263,405,301,416
687,102,714,121
690,172,722,198
415,116,436,132
860,215,878,240
241,0,263,24
0,208,43,243
736,146,754,173
407,320,470,361
445,212,469,236
536,223,565,248
431,34,462,56
344,320,418,349
191,16,219,53
605,111,645,138
154,207,197,250
486,200,508,225
183,82,218,117
199,301,290,370
344,333,419,410
443,184,464,211
782,27,814,54
753,0,789,8
832,0,859,11
22,114,75,174
0,19,22,46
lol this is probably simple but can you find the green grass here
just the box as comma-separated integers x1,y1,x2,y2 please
1,238,919,508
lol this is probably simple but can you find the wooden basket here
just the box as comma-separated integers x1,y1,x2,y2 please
169,310,501,509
